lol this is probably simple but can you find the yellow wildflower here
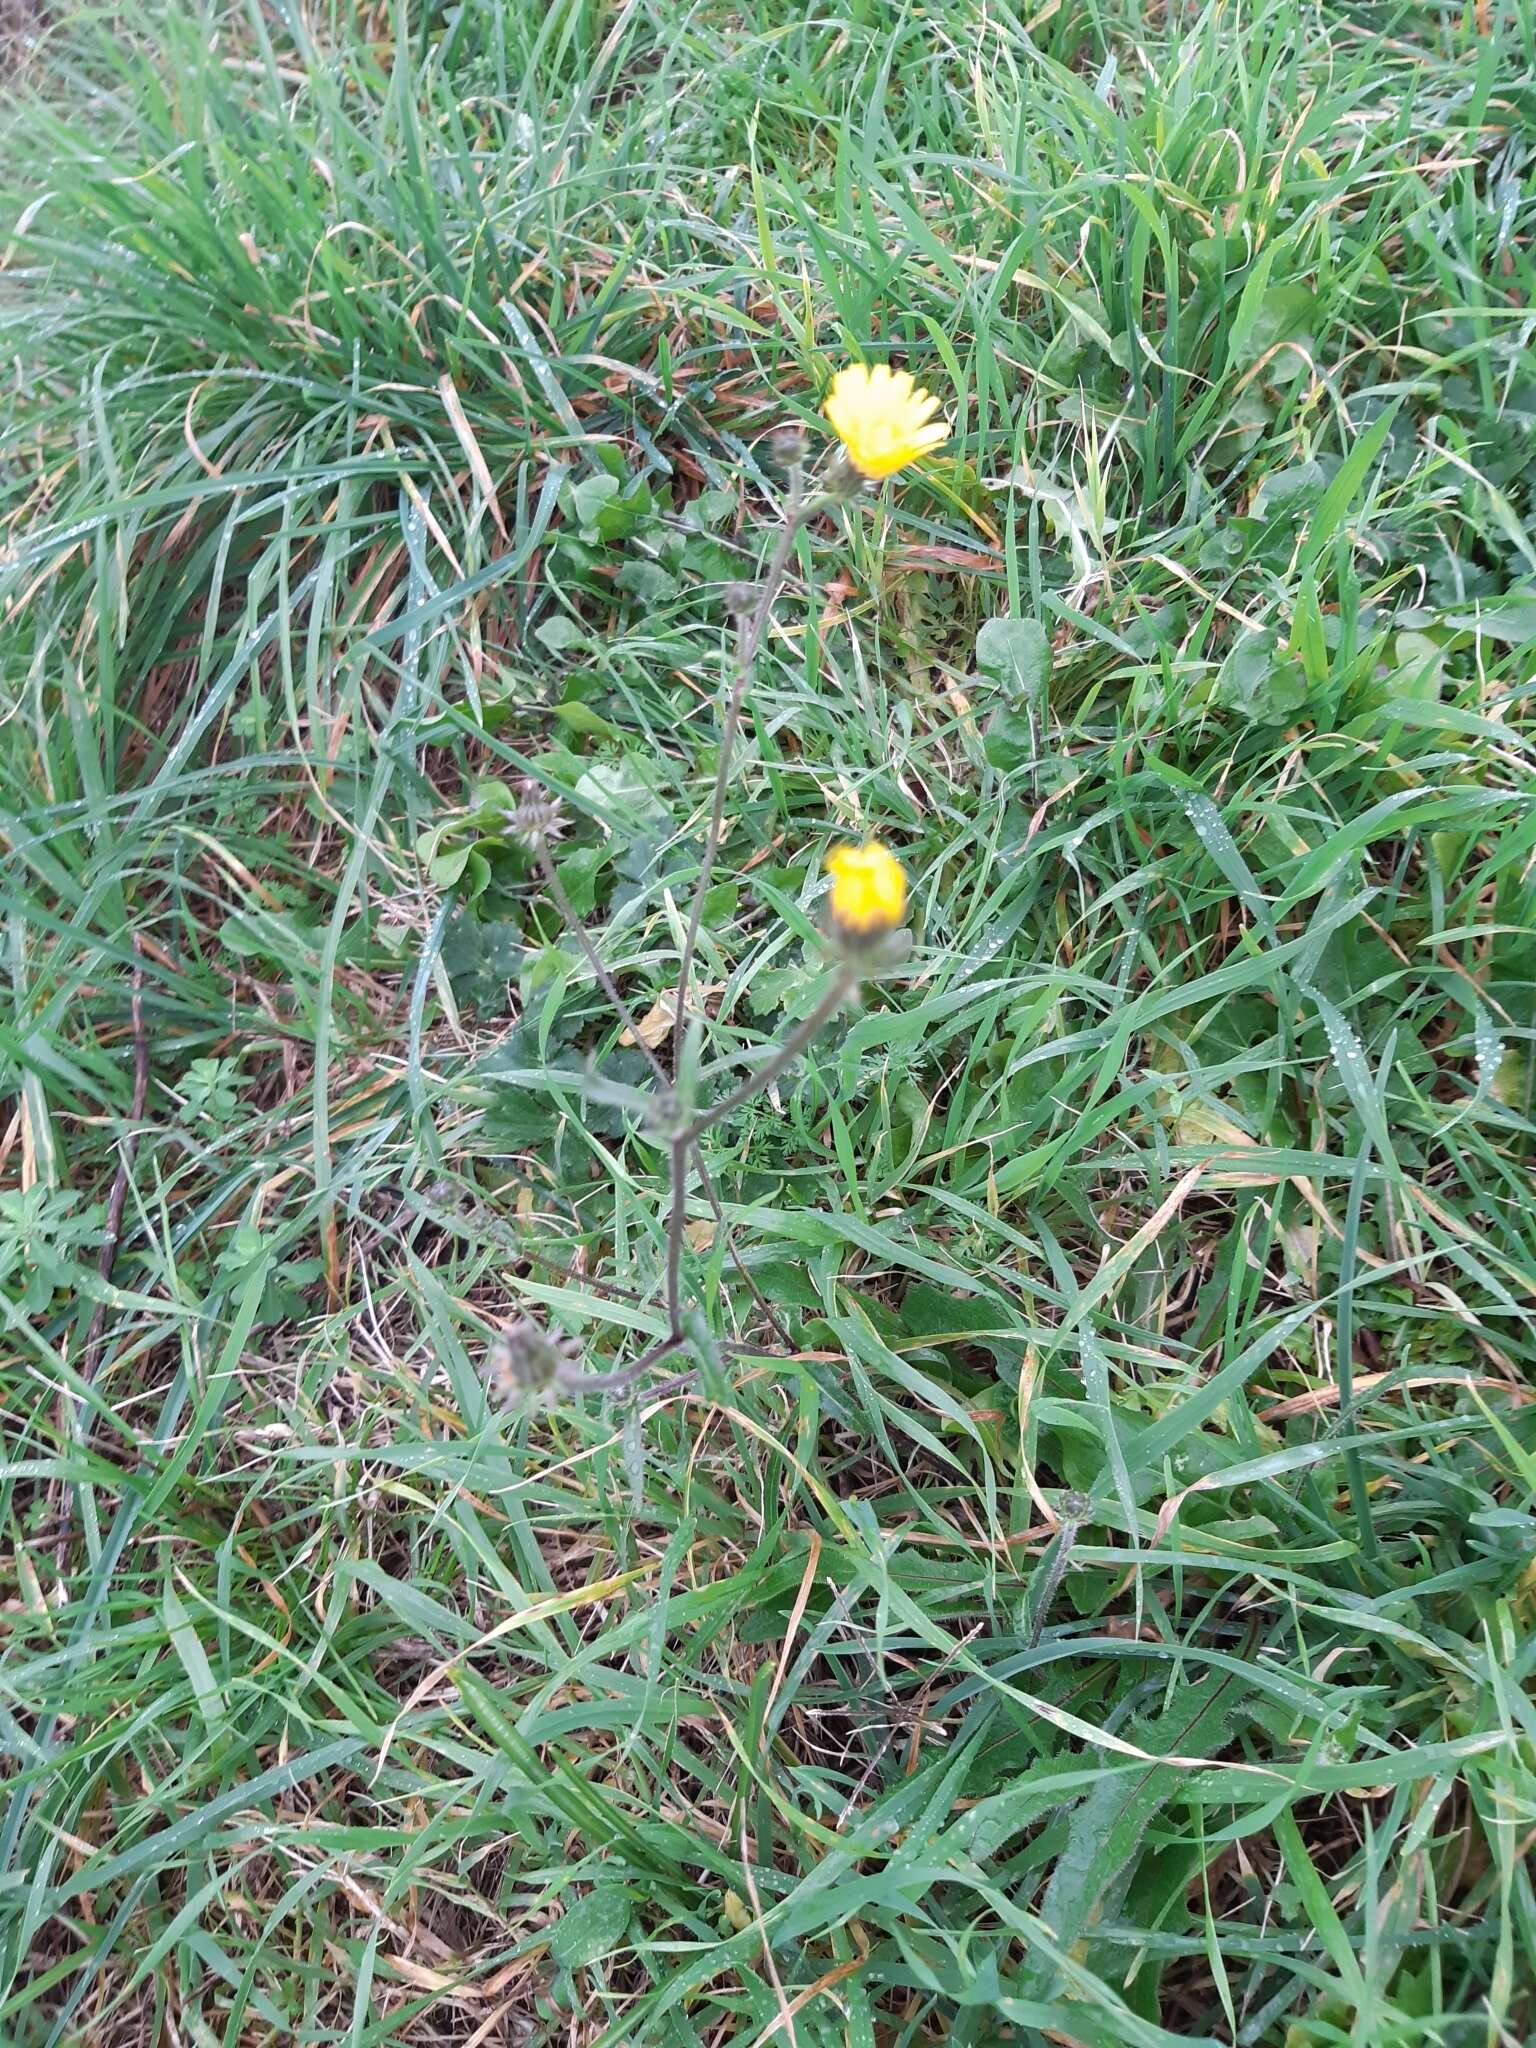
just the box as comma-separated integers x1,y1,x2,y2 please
824,363,949,480
825,840,907,940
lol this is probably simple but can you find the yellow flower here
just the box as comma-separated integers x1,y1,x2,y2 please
825,840,907,940
824,363,949,480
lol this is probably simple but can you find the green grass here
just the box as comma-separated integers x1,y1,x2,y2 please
2,0,1535,2040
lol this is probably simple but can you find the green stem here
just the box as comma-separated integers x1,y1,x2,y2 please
1336,1137,1379,1565
532,461,837,1380
1027,1515,1084,1650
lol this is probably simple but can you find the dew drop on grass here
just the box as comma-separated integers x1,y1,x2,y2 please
1474,1007,1502,1087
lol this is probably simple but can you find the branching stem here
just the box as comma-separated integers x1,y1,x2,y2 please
521,459,847,1397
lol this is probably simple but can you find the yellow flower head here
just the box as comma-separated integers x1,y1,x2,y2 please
825,840,907,941
824,363,949,480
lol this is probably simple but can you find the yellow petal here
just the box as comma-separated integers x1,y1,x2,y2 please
823,361,950,479
825,840,908,938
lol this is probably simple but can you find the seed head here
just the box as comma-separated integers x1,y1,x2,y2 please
508,779,567,853
485,1317,581,1405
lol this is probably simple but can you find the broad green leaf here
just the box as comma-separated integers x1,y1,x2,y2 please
551,1887,632,1969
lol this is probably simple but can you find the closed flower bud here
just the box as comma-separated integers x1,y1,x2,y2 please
770,422,809,468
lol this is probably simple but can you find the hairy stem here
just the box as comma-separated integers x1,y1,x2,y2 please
532,838,792,1354
665,1133,689,1339
1027,1513,1085,1650
672,468,813,1078
687,966,855,1141
530,460,835,1384
575,1331,686,1395
58,931,150,1570
663,967,853,1348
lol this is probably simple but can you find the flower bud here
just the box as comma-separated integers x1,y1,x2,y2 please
770,422,809,468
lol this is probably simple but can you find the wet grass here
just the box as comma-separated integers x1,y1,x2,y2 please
1,0,1535,2041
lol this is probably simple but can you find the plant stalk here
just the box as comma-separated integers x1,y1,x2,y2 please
671,468,813,1078
688,967,855,1140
